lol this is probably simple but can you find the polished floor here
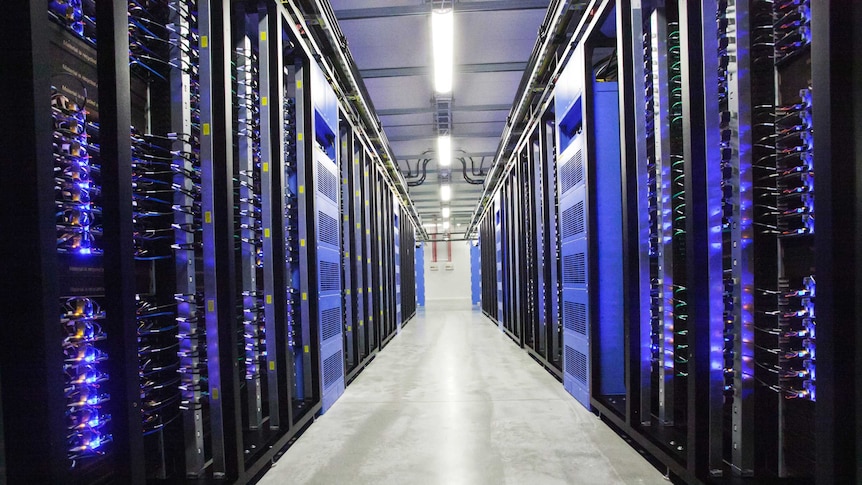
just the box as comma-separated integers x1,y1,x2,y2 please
257,306,668,485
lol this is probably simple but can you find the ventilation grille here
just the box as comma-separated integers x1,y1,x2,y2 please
323,350,343,389
564,345,588,384
317,161,339,203
321,307,341,342
563,300,588,335
319,261,341,292
561,200,586,239
318,211,339,247
562,253,587,285
560,149,584,194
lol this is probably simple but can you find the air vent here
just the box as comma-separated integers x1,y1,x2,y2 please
317,161,339,203
560,149,585,194
563,300,587,335
319,260,341,292
562,253,586,285
564,345,588,384
323,350,343,389
561,200,586,239
321,307,341,342
318,211,339,247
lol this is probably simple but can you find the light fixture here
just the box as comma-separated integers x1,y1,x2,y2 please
437,134,451,166
431,8,454,94
440,184,452,201
443,221,450,230
441,207,450,218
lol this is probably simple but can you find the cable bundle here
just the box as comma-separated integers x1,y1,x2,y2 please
284,98,303,377
774,0,811,63
48,0,95,44
643,27,661,367
233,44,266,384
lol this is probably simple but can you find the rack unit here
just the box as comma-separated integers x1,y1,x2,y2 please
0,1,419,483
475,0,860,483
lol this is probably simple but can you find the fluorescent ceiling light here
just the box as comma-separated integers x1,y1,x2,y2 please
431,9,454,94
440,184,452,201
442,207,450,218
443,221,450,230
437,135,451,167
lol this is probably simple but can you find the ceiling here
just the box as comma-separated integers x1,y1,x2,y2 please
329,0,551,235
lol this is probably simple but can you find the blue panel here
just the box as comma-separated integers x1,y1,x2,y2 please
593,81,625,396
470,243,481,305
415,243,425,306
559,120,590,409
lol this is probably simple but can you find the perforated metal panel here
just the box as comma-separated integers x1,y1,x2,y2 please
319,260,340,291
322,350,344,389
558,99,590,409
318,211,339,247
563,300,587,336
321,306,341,342
316,160,339,204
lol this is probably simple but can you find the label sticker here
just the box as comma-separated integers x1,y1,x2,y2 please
201,36,208,48
261,96,268,106
269,361,275,370
263,162,269,172
266,294,272,304
205,211,212,224
264,228,271,238
260,31,267,41
202,123,210,136
207,300,214,312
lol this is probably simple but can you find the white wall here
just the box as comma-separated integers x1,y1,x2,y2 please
424,239,471,309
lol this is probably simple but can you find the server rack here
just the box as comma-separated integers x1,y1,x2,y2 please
475,0,861,483
0,1,422,483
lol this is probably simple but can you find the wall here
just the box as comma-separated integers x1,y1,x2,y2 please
424,239,471,309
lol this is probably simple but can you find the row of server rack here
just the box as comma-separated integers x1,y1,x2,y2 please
477,0,860,483
0,1,419,483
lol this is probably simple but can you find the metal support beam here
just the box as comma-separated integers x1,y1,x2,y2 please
361,62,527,79
378,104,513,117
334,0,550,20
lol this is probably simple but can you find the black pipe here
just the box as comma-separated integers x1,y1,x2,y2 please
459,158,485,185
407,159,432,186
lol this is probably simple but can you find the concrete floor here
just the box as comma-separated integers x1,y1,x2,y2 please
257,306,669,485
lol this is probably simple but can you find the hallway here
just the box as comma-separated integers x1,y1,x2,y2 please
257,307,668,485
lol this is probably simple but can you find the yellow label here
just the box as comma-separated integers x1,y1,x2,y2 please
298,133,304,141
302,293,308,301
260,31,267,41
269,361,275,371
346,251,350,257
207,300,214,312
366,230,370,235
355,190,360,197
266,294,273,304
203,123,210,136
359,321,364,327
342,142,347,148
299,185,305,194
343,178,348,184
356,223,361,229
201,36,208,48
369,316,373,322
297,80,303,89
264,228,271,238
346,289,351,295
212,387,218,400
263,162,269,172
304,345,309,353
343,215,349,221
261,96,268,106
358,288,363,293
347,326,352,331
354,159,359,165
205,211,212,224
365,201,369,206
300,239,306,247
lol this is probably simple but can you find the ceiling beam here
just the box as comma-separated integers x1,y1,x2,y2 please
361,61,527,79
378,104,512,116
387,132,502,142
334,0,550,20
